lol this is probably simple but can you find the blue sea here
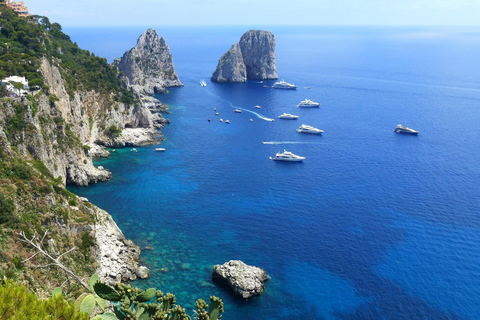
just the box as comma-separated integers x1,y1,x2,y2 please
67,26,480,319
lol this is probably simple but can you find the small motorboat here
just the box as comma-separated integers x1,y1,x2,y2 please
225,120,230,124
155,148,166,152
234,109,242,113
255,105,261,109
220,119,224,122
250,119,253,122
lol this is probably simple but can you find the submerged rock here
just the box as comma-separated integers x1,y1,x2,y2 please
211,30,277,83
212,260,269,299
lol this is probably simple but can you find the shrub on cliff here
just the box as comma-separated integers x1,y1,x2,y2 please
0,280,89,319
0,192,16,225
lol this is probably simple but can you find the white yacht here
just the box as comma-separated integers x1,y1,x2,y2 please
255,105,261,109
296,124,324,134
225,120,230,124
155,148,166,152
394,124,419,135
234,109,242,113
278,113,299,119
296,99,320,108
272,80,298,90
273,150,305,161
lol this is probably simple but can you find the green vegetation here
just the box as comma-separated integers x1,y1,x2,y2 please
0,280,89,319
0,4,136,105
106,124,122,138
89,277,224,320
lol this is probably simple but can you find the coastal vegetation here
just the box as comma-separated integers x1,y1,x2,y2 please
0,3,135,104
0,4,223,319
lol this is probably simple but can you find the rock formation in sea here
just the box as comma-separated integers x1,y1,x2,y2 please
211,43,247,83
211,30,278,83
212,260,270,298
114,29,183,95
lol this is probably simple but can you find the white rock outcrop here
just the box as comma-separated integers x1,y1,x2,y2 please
93,206,141,284
212,260,270,299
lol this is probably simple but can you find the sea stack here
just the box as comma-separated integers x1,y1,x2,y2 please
115,29,183,95
211,30,278,83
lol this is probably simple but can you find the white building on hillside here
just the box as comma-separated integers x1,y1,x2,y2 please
1,75,29,97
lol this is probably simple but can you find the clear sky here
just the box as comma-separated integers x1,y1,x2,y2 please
24,0,480,27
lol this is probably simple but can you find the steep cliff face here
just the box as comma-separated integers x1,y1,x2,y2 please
115,29,183,95
211,30,278,83
211,43,247,83
239,30,278,80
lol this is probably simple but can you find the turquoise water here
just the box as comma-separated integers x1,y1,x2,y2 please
68,26,480,319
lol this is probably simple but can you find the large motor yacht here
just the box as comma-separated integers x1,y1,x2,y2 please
272,80,298,89
296,124,324,134
296,99,320,108
278,113,299,119
394,124,419,135
273,150,305,161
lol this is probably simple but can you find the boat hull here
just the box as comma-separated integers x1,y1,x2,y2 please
395,129,419,135
297,104,319,108
297,129,323,134
273,157,304,161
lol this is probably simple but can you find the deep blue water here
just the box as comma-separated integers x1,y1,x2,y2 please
68,26,480,319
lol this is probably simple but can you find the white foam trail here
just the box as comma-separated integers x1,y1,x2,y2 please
262,141,318,145
203,89,275,122
232,106,275,122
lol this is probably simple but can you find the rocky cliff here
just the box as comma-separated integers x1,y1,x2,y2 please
211,30,278,83
211,43,246,83
0,9,173,294
114,29,183,95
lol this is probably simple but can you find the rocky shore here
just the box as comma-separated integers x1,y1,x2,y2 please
92,205,143,284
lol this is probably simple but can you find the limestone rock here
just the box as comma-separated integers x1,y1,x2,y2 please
93,206,141,285
211,30,278,83
115,29,183,95
240,30,278,80
136,266,150,279
211,43,247,83
212,260,269,299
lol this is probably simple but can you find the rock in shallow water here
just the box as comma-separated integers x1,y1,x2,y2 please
212,260,269,299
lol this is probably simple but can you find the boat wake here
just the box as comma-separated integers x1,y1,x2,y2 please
262,141,319,145
202,88,275,121
230,106,275,122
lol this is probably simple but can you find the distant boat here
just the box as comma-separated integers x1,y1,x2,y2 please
220,119,224,122
234,109,242,113
214,108,217,111
296,99,320,108
250,119,253,122
255,105,261,109
225,120,230,124
131,148,137,152
278,113,299,119
272,80,298,90
200,80,207,87
273,150,305,161
296,124,323,134
155,148,165,152
394,124,419,135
